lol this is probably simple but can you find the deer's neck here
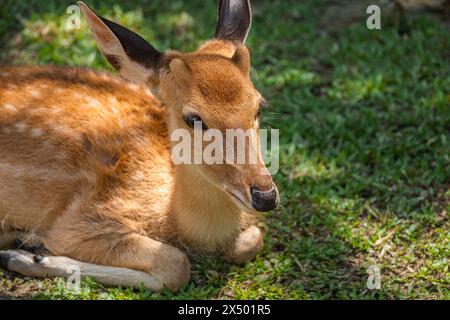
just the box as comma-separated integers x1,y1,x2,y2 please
171,165,251,251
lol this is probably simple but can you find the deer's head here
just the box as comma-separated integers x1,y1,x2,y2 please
79,0,279,213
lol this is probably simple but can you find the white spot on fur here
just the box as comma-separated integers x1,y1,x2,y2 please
73,93,85,101
0,161,97,182
118,119,127,128
55,152,69,160
127,83,140,91
87,98,102,108
3,103,17,112
29,89,41,98
107,96,118,105
30,108,45,115
100,73,110,80
53,125,73,136
31,128,44,137
15,122,27,132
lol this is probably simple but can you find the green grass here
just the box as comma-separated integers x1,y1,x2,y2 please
0,0,449,300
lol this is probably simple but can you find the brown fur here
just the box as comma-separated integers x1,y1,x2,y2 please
0,1,277,290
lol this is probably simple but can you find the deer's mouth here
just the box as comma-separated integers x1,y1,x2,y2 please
225,189,253,212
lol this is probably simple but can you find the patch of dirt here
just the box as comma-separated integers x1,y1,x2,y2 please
0,270,45,300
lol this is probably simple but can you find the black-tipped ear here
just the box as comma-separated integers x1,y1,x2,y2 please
215,0,252,45
78,1,162,83
98,17,161,70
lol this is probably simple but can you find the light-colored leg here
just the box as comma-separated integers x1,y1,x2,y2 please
228,225,264,265
42,231,190,291
1,231,190,291
0,249,163,290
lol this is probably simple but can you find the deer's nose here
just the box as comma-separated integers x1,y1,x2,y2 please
250,185,279,212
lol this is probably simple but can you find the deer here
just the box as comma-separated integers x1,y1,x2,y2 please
0,0,279,292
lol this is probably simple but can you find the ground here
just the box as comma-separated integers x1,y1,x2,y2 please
0,0,448,300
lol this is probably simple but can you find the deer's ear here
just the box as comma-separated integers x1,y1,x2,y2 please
170,58,192,87
78,1,162,84
215,0,252,45
232,45,250,75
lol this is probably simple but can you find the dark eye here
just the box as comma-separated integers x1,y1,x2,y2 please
184,114,207,130
260,99,270,108
257,99,269,120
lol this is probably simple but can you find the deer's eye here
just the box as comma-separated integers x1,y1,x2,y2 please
256,109,261,120
257,99,269,120
184,114,207,130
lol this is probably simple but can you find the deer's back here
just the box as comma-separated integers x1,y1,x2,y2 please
0,66,172,231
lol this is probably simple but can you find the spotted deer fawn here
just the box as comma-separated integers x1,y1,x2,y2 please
0,0,279,291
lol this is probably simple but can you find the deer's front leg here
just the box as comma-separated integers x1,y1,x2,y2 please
227,226,264,265
43,230,190,291
0,249,164,290
102,234,191,291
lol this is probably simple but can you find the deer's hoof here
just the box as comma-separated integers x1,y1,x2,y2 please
0,250,13,269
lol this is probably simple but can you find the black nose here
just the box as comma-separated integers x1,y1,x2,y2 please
250,186,279,212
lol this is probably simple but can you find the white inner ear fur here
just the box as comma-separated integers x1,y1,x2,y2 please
120,60,155,84
79,3,154,84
